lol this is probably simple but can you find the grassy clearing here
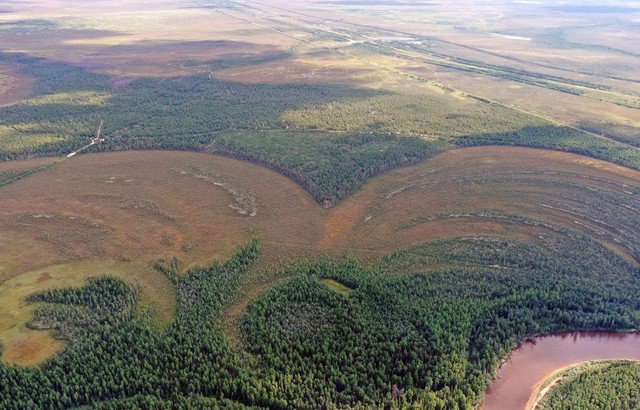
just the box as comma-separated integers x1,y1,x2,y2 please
213,54,380,85
0,124,69,152
322,278,353,295
19,91,112,107
241,233,640,408
2,232,639,407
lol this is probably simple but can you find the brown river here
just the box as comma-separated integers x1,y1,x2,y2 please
481,331,640,410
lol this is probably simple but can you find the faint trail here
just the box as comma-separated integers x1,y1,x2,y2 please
66,119,103,158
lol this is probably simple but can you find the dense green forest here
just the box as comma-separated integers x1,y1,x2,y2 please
0,52,437,205
1,52,638,204
2,230,639,408
243,233,640,408
0,240,265,409
538,360,640,409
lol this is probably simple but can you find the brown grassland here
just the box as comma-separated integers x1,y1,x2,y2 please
214,54,381,85
2,0,640,144
251,0,640,136
1,0,640,383
0,64,32,106
0,146,637,362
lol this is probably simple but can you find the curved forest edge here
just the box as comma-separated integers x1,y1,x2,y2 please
0,52,639,206
1,2,640,408
2,227,639,408
533,360,640,410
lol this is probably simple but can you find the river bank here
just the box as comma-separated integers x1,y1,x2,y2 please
482,331,640,409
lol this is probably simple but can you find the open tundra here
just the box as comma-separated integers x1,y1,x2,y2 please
1,0,640,408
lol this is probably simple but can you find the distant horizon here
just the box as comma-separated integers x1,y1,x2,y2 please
1,0,639,408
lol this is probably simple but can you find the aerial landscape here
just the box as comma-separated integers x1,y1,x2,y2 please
0,0,639,408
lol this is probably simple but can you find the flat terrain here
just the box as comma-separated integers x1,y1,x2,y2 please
1,0,640,181
0,150,321,363
0,64,31,106
324,146,639,258
1,146,637,362
0,0,639,405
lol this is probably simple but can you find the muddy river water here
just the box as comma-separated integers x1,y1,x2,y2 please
481,331,640,409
